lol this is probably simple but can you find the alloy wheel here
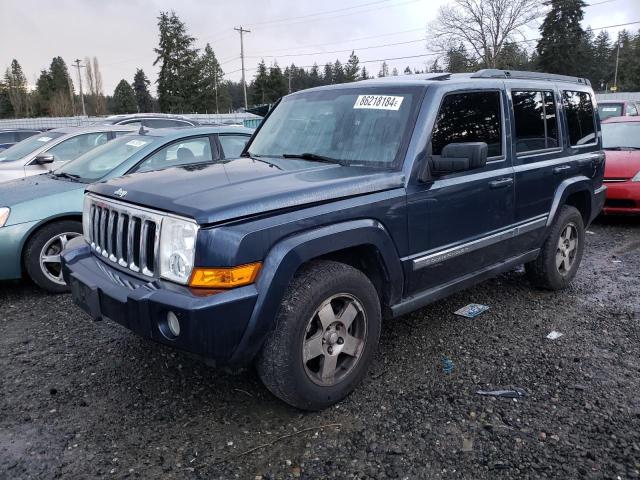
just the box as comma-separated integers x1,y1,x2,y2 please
39,232,81,285
556,222,578,275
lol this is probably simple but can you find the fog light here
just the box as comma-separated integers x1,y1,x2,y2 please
167,311,181,337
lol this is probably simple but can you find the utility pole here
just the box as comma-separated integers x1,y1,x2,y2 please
288,70,292,94
234,26,251,110
613,39,622,92
73,59,87,116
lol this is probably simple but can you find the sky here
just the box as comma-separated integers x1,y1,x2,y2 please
1,0,639,95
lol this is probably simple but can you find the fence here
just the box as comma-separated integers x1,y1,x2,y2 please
0,113,261,130
595,92,640,102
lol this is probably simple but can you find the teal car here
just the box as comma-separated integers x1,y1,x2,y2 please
0,126,253,292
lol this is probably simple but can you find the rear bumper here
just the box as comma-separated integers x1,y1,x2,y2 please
602,181,640,214
61,239,258,365
0,220,38,280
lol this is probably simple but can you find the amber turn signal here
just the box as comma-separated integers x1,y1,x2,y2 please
189,263,262,289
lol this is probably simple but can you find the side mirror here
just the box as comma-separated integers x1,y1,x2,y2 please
34,154,55,165
431,142,488,175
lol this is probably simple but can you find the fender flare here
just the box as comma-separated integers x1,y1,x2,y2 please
229,218,403,365
546,176,592,227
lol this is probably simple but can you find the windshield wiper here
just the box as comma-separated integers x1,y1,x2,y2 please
51,172,81,182
282,152,347,166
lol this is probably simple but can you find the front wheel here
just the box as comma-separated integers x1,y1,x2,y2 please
24,220,82,293
525,205,585,290
256,260,381,410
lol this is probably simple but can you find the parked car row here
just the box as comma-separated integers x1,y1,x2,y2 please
0,128,45,151
0,122,253,291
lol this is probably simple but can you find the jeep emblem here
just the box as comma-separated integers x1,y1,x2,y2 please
114,188,127,198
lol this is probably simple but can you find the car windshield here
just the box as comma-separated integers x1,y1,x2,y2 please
0,132,64,162
54,135,158,182
602,122,640,149
248,86,421,168
598,103,623,120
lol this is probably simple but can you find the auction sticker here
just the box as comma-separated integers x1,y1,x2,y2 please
353,95,404,111
602,107,619,112
36,136,52,142
126,139,148,147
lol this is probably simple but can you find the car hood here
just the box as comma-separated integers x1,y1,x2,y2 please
604,150,640,179
0,174,85,208
88,158,405,225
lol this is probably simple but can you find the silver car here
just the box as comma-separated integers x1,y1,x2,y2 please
0,125,137,183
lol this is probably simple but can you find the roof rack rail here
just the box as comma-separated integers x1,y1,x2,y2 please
471,69,591,86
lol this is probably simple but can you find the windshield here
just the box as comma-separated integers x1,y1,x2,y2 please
55,135,157,182
602,122,640,149
598,103,623,120
0,132,64,162
248,86,422,168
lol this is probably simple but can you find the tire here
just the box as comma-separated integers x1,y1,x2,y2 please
256,260,381,411
24,220,82,293
525,205,585,290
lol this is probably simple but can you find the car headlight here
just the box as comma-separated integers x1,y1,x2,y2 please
632,170,640,182
0,207,9,227
159,216,199,284
82,195,91,241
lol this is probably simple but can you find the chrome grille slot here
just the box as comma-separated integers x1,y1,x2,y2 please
85,194,164,278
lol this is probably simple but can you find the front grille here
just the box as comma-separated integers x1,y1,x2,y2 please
86,195,163,277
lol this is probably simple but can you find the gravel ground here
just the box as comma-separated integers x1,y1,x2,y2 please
1,217,639,480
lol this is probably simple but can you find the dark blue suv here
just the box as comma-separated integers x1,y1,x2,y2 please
62,70,606,410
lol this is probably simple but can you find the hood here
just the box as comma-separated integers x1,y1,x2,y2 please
604,150,640,179
0,173,85,208
88,157,405,225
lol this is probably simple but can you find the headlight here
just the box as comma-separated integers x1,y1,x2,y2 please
632,170,640,182
159,216,198,284
0,207,9,227
82,195,91,241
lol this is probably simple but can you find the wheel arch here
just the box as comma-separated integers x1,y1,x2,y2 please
229,219,403,365
19,213,83,271
547,176,592,228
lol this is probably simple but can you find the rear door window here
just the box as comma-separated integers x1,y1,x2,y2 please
563,91,596,146
432,91,503,158
626,104,638,116
598,104,623,120
512,90,559,153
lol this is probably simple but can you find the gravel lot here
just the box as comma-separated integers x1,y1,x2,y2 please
1,217,639,480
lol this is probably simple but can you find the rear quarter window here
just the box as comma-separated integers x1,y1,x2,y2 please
563,91,596,146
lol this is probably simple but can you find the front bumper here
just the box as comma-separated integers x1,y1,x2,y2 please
602,180,640,215
0,220,38,280
61,239,258,364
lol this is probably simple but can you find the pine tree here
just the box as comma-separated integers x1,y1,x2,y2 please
154,11,200,113
536,0,588,76
112,79,137,114
445,44,475,73
0,80,14,118
33,70,53,116
378,61,389,77
251,60,270,104
309,64,322,87
267,62,287,101
495,42,529,70
133,69,154,113
360,66,370,80
48,56,74,116
198,44,231,113
590,31,612,90
4,59,29,117
404,66,412,75
333,60,346,84
323,63,333,84
344,51,360,82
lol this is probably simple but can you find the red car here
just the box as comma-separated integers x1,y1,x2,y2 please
601,116,640,214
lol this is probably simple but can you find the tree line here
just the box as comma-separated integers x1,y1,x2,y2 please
2,0,640,119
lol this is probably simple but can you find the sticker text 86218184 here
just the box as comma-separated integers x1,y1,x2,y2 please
353,95,404,111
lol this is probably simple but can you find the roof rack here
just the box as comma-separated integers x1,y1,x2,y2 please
471,69,591,86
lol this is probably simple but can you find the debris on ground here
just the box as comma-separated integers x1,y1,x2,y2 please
546,331,563,340
454,303,490,318
441,357,455,374
476,387,527,398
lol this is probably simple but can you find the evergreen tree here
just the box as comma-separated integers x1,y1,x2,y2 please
536,0,588,76
404,66,412,75
4,59,29,117
251,60,270,104
445,44,475,73
267,62,287,101
333,60,346,84
378,61,389,77
590,31,612,90
198,44,230,113
323,63,333,84
344,51,360,82
428,59,443,73
33,70,53,116
0,81,14,118
154,11,200,112
112,79,137,114
49,56,74,116
495,42,529,70
133,69,154,113
309,63,322,87
360,66,370,80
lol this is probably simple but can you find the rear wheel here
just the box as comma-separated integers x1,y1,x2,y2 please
24,220,82,293
256,260,381,410
525,205,585,290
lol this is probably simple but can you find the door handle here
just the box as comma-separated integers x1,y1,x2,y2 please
553,165,573,174
489,178,513,189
